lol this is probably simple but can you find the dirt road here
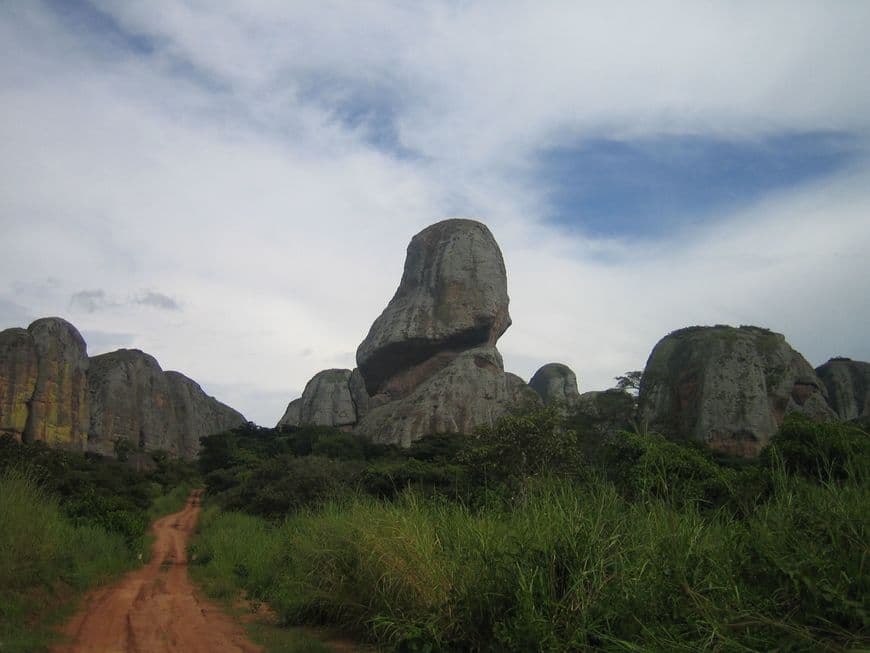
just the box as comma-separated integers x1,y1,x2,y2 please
54,489,261,653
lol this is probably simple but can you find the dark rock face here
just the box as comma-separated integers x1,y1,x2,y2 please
165,371,245,459
574,389,636,434
0,328,39,440
529,363,581,407
276,369,357,429
87,349,180,457
816,358,870,421
355,346,528,446
356,219,511,400
24,318,90,449
638,325,835,457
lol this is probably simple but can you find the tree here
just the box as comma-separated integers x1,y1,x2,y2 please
614,370,643,395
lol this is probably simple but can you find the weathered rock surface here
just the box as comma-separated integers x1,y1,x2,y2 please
165,371,246,459
356,219,511,399
0,328,39,440
355,346,523,446
24,318,90,449
0,317,245,459
277,369,357,429
87,349,180,457
815,358,870,421
529,363,581,407
638,325,835,457
506,372,544,408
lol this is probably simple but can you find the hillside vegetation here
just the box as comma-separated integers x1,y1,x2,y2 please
191,411,869,652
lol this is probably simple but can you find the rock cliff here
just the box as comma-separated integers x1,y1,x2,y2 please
0,317,244,459
164,371,246,458
638,325,835,457
24,318,90,449
0,328,39,440
87,349,179,456
815,358,870,421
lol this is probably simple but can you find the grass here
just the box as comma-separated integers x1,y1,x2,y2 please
0,468,136,652
192,471,868,652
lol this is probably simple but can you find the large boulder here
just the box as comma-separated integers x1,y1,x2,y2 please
0,328,39,440
356,219,511,400
355,346,524,447
23,318,90,449
815,358,870,421
529,363,581,407
87,349,180,456
638,325,835,457
277,369,357,429
165,371,246,459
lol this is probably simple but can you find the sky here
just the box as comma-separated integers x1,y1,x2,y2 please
2,1,869,426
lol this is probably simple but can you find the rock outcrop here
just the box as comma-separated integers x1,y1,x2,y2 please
0,317,244,459
815,358,870,421
165,371,246,458
87,349,181,457
24,318,90,449
529,363,581,407
276,369,357,429
348,219,536,445
638,325,835,457
0,328,39,440
356,219,511,401
88,350,246,459
355,346,528,446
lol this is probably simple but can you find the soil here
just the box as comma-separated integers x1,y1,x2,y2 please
52,490,262,653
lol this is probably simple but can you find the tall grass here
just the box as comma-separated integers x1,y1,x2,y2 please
194,470,868,652
0,468,136,652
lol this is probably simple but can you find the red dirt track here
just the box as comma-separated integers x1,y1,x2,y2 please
53,489,261,653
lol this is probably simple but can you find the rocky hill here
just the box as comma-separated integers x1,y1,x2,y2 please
278,219,542,445
637,325,835,456
0,317,245,459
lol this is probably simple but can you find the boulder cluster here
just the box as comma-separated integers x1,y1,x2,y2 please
279,219,545,445
0,318,245,459
278,218,869,457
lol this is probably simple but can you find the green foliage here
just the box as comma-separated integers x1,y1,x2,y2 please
0,436,199,650
0,468,136,651
193,408,869,651
195,475,868,652
762,413,869,483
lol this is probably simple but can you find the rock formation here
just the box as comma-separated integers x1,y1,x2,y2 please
355,346,529,446
87,349,182,457
165,371,246,458
0,328,39,440
24,318,90,449
279,219,536,444
277,369,357,429
351,219,536,444
638,325,835,457
529,363,581,407
815,358,870,421
356,219,512,401
0,317,244,459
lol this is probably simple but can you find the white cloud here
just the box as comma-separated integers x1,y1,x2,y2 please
1,2,869,424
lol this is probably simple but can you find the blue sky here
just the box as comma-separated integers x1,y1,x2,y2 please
2,1,870,424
